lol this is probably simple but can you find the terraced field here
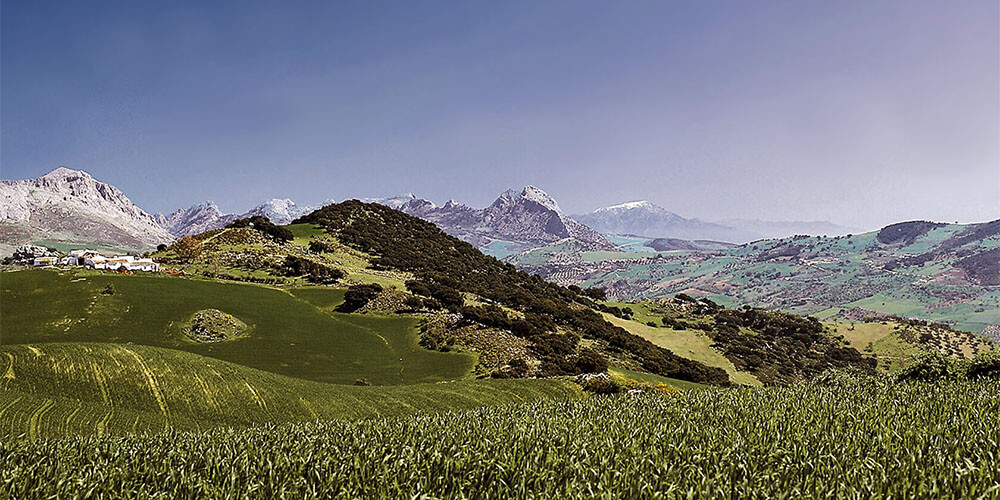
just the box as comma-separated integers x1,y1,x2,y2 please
1,269,475,385
0,343,583,439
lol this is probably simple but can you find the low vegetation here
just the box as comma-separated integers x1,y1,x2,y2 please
4,377,996,498
295,201,731,385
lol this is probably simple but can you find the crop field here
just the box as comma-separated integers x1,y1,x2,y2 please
0,343,583,439
3,379,997,499
1,269,475,385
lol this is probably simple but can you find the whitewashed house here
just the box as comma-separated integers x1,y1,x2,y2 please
59,256,77,266
33,256,58,267
104,256,135,271
129,258,160,272
84,255,108,269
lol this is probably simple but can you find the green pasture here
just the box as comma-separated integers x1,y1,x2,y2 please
0,269,474,385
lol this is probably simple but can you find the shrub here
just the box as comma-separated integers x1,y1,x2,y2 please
337,284,383,312
280,256,345,284
582,287,607,301
966,351,1000,380
226,216,293,243
101,283,116,295
897,352,964,382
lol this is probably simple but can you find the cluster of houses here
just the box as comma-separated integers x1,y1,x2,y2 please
33,249,160,273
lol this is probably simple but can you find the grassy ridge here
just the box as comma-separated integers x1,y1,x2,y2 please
4,379,997,498
1,269,475,385
0,343,584,439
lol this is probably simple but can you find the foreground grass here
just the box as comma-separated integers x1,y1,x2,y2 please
0,343,583,439
3,379,997,499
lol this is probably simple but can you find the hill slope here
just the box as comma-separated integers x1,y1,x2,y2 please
514,219,1000,334
0,343,583,439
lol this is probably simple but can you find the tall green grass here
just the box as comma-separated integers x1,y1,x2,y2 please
0,343,583,439
3,379,996,499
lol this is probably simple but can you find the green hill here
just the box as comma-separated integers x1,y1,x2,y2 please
1,268,474,385
0,342,584,439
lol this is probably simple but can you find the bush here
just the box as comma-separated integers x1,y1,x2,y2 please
582,287,607,301
337,284,383,312
898,352,964,382
280,256,345,284
966,352,1000,380
101,283,116,296
309,239,337,253
226,216,293,243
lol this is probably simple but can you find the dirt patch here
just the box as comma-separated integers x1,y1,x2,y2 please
183,309,249,343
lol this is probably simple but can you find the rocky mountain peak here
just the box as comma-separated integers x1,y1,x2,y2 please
1,167,174,250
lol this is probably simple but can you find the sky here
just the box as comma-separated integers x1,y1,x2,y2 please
2,0,997,230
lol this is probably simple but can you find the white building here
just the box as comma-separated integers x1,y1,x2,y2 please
84,255,108,269
33,256,58,267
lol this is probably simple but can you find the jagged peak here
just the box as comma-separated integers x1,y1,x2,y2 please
495,185,562,213
42,166,91,179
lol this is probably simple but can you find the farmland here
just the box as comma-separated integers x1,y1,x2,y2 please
1,268,475,385
4,378,997,499
512,220,1000,335
0,342,583,439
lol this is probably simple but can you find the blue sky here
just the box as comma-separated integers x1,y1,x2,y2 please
2,1,997,228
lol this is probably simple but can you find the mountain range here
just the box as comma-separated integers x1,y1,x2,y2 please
366,186,613,255
156,198,331,237
572,200,858,243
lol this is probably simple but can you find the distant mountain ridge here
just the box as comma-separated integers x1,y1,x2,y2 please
0,167,174,251
573,200,857,243
572,201,759,243
367,186,613,254
157,198,332,236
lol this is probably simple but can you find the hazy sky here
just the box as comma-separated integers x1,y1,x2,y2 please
3,1,997,229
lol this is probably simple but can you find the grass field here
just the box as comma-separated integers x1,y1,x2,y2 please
0,342,584,439
1,269,475,385
4,378,996,498
602,313,761,386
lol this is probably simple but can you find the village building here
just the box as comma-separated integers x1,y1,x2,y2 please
33,256,58,267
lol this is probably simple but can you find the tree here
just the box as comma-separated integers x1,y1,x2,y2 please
582,287,607,301
156,243,167,252
172,235,203,262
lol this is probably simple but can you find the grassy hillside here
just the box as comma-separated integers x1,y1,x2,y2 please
603,314,762,386
514,220,1000,334
1,269,475,385
5,378,997,498
0,343,584,439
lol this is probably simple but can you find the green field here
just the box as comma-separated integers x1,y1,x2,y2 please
4,378,996,498
0,343,582,439
602,313,762,386
1,269,474,385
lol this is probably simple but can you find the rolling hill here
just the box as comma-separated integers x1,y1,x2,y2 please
511,219,1000,335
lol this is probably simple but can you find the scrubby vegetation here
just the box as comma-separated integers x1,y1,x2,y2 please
225,215,294,243
295,201,731,385
279,255,345,284
4,377,997,499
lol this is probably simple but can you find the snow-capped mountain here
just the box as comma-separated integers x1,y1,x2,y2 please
572,201,758,243
370,186,613,254
158,198,333,236
155,202,238,237
0,167,175,251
